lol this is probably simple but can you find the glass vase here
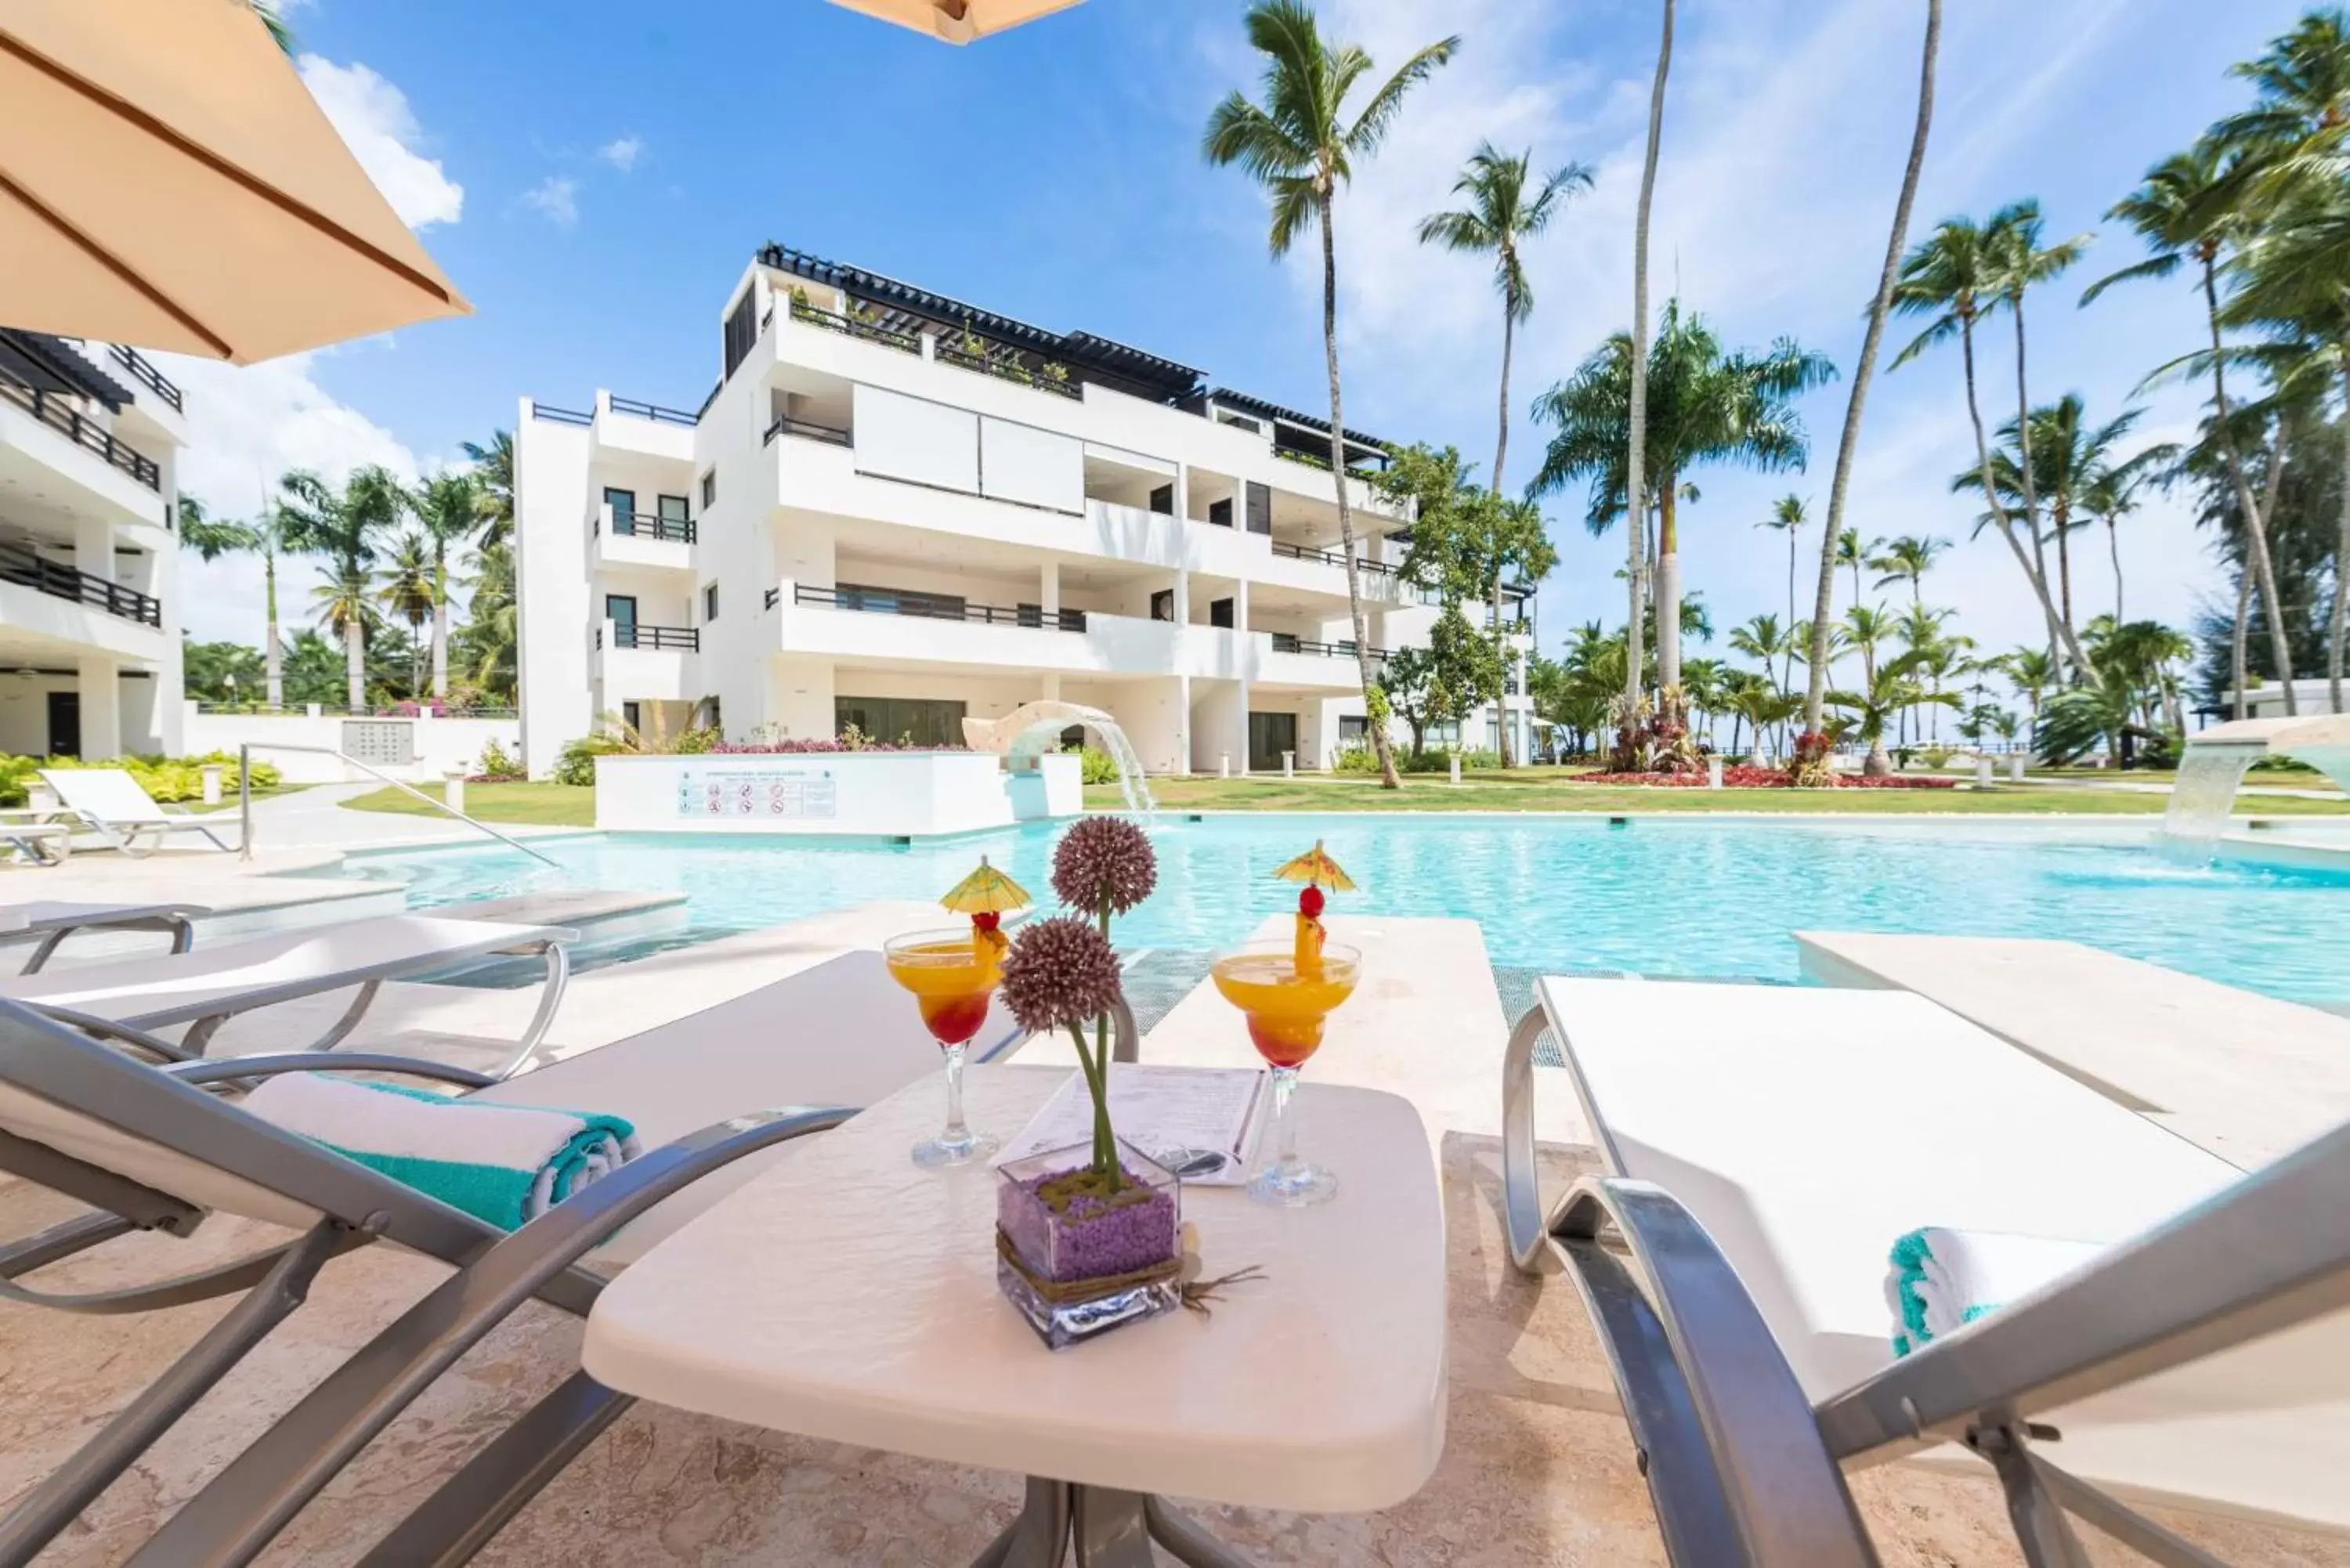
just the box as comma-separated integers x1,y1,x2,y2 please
994,1139,1182,1349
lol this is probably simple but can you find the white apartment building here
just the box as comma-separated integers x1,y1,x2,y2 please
513,245,1531,779
0,331,186,761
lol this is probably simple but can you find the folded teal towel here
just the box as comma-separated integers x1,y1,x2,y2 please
245,1073,642,1231
1885,1227,2103,1357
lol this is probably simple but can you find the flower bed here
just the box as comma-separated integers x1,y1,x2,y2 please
707,739,968,755
1568,767,1958,789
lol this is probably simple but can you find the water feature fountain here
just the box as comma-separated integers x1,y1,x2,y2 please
963,701,1161,826
2163,714,2350,844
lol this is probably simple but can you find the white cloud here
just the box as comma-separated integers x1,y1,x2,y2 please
163,350,429,645
295,56,465,229
598,134,645,173
522,175,581,228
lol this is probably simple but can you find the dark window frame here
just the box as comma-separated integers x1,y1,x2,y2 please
703,582,720,621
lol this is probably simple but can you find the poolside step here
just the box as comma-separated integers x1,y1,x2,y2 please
442,889,688,941
1795,930,2350,1169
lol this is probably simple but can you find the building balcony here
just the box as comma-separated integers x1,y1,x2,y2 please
0,537,160,626
0,370,167,529
772,577,1238,678
590,392,697,461
0,540,168,660
1257,633,1386,690
590,500,695,575
594,620,700,701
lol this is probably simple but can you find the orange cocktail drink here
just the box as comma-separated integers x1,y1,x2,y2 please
885,927,1007,1168
1211,938,1360,1207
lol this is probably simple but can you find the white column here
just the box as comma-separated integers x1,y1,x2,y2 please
1039,560,1060,618
1172,569,1190,627
1173,463,1189,523
78,656,121,760
1173,674,1191,777
73,515,111,582
1235,678,1251,772
1040,674,1062,703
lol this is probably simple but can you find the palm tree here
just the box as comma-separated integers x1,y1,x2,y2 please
1842,602,1893,689
1869,534,1947,609
282,465,398,710
2080,456,2157,623
309,562,378,711
409,471,480,699
1961,396,2153,649
1830,649,1958,776
1418,141,1591,764
461,432,517,551
2000,645,2055,724
1802,0,1942,748
1892,215,2087,681
1834,527,1878,611
176,496,253,562
1623,0,1676,721
1529,303,1834,697
1757,494,1806,690
1987,197,2094,630
1727,612,1792,695
2088,137,2301,711
1204,0,1459,789
455,538,519,700
1723,676,1799,767
378,534,436,699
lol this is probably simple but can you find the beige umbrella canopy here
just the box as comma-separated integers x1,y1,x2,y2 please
0,0,468,363
826,0,1083,45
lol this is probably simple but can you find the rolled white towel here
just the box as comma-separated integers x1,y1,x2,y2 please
1885,1227,2105,1356
246,1072,641,1231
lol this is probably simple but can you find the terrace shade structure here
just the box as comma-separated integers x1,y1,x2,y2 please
0,0,468,362
824,0,1084,45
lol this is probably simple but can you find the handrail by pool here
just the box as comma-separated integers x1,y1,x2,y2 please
237,743,561,869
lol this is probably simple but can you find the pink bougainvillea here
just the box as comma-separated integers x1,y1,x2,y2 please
1567,766,1958,790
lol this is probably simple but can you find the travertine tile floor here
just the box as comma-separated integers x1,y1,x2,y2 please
5,1137,2341,1566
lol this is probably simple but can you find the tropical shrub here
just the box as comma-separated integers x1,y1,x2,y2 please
472,738,526,782
1065,745,1121,785
0,751,282,806
1334,744,1499,775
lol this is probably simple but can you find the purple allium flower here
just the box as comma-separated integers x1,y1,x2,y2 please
999,916,1125,1036
1050,816,1157,916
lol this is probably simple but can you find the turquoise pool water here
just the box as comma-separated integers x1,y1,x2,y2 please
339,815,2350,1007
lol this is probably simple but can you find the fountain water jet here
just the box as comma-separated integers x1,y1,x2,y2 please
963,701,1160,826
2162,715,2350,844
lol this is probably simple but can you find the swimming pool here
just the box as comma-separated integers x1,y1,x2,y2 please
337,815,2350,1009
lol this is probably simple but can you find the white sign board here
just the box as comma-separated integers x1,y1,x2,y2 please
672,763,840,822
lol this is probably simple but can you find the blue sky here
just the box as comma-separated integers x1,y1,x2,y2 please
175,0,2321,680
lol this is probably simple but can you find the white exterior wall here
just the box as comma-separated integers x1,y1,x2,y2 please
182,707,523,782
0,341,185,758
512,258,1533,778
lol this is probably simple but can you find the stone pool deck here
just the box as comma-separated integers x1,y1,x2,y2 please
3,906,2345,1563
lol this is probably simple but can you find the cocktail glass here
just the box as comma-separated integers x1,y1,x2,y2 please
1209,938,1361,1207
884,927,1005,1168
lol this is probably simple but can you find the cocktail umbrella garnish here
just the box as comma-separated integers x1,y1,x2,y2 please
942,855,1031,964
1272,840,1355,974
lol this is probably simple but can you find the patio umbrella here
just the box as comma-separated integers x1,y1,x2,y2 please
0,0,468,363
825,0,1083,45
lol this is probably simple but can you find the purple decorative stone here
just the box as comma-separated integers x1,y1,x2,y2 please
996,1142,1180,1284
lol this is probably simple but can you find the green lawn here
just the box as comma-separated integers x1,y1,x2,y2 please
342,782,595,825
340,770,2350,826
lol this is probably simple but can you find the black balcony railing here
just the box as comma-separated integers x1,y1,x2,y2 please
608,395,699,428
0,370,161,490
530,401,595,426
1269,632,1387,663
786,299,924,356
763,414,852,448
797,581,1086,631
598,623,699,652
934,341,1083,401
108,344,183,412
0,537,161,626
604,508,696,544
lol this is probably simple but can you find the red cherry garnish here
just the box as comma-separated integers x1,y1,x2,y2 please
1299,885,1325,918
973,911,1001,932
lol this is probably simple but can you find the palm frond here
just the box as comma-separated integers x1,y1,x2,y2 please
1342,34,1460,161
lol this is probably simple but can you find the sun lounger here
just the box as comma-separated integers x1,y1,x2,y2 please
0,914,574,1067
0,813,72,866
1502,978,2350,1564
35,768,237,855
0,901,205,974
0,961,1112,1565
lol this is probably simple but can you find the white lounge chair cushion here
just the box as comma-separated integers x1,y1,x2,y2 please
0,1082,321,1231
35,768,198,826
470,949,1020,1265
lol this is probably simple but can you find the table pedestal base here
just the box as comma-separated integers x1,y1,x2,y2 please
971,1478,1258,1567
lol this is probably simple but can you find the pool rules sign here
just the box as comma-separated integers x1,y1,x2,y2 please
674,763,840,821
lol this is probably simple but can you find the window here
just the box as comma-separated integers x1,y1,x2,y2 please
603,486,637,534
1207,497,1234,529
1244,482,1271,536
837,583,967,620
700,470,716,508
658,493,689,524
621,701,642,732
1148,483,1174,515
835,695,967,749
1209,598,1234,629
703,583,720,621
605,594,638,647
722,291,757,380
1150,589,1174,623
1340,714,1367,743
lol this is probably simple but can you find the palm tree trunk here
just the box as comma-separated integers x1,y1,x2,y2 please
1318,188,1400,790
2232,562,2251,721
432,551,450,701
2054,501,2075,634
2333,353,2349,713
2009,304,2062,671
1962,316,2083,677
263,552,283,709
1784,532,1798,695
1493,302,1516,769
344,618,365,712
1625,0,1672,723
1656,474,1682,690
2107,518,2124,624
2203,257,2296,714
